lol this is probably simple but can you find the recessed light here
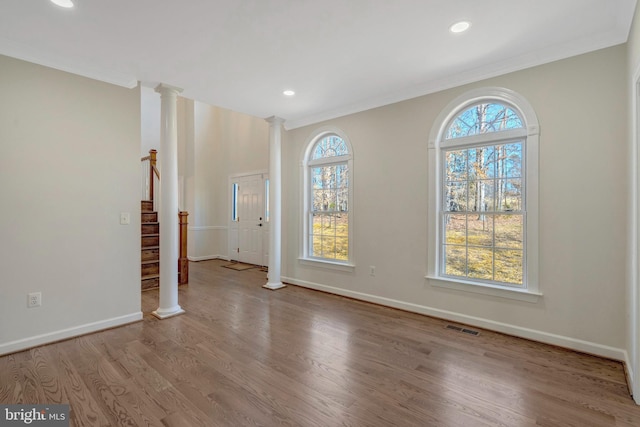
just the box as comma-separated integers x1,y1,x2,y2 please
283,90,295,96
51,0,74,8
450,21,471,34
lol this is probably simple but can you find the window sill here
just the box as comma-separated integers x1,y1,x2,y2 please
425,276,542,303
298,257,355,272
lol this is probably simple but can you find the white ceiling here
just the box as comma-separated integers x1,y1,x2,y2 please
0,0,636,129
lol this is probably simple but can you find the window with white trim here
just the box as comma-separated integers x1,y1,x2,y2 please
303,131,353,264
428,88,540,300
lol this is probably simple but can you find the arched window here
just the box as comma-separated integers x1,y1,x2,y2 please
428,88,540,301
302,130,353,265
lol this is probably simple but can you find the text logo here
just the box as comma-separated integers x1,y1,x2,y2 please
0,405,69,426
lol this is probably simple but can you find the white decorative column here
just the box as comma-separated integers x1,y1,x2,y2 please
152,84,185,318
264,116,286,290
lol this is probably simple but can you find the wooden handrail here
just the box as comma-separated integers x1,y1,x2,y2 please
148,149,157,203
140,149,159,203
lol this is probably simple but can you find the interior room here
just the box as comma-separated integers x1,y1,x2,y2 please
2,1,640,425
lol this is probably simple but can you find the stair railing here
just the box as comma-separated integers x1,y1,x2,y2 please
141,148,189,286
140,149,160,211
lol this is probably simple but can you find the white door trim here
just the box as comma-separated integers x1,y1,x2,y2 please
228,172,269,265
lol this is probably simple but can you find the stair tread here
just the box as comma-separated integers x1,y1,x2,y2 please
141,222,160,225
142,233,160,237
142,274,160,280
142,246,160,250
141,259,159,265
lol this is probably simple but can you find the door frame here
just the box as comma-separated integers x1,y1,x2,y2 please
228,170,269,266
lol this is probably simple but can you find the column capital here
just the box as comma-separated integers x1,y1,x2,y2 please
154,83,184,96
265,116,286,127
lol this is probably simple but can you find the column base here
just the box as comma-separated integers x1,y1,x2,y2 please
151,306,185,319
263,282,287,291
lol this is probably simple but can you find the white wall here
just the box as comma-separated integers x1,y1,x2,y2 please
141,86,160,157
182,102,269,261
0,55,142,354
282,45,629,360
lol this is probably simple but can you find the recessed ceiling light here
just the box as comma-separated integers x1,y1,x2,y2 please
450,21,471,34
283,90,295,96
51,0,75,8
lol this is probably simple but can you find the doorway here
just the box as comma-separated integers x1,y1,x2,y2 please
229,173,269,266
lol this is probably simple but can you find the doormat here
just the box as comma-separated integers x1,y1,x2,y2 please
222,262,258,271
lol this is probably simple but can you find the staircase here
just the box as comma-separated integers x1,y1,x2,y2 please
141,200,160,290
140,149,189,291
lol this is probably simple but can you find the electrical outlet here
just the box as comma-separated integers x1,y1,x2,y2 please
28,292,41,308
369,266,376,276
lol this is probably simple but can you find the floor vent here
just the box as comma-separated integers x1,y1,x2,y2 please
445,324,480,336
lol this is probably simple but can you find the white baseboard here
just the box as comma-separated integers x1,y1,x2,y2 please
282,276,628,362
187,255,228,262
0,312,143,356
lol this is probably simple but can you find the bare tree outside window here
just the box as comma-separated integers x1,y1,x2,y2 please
308,135,350,261
442,103,524,285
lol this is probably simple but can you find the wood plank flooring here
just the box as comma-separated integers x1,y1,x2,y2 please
2,259,640,426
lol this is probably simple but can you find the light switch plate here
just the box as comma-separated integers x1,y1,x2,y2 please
120,212,130,225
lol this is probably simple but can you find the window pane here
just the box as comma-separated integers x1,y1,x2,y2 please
468,147,494,180
444,245,466,277
232,182,239,221
445,182,467,212
468,215,493,247
496,179,522,212
445,214,466,245
312,189,325,211
467,247,493,280
321,236,336,259
495,249,523,284
337,188,349,212
311,232,321,257
335,236,348,260
336,164,349,187
445,150,467,181
312,135,348,160
469,180,495,212
446,103,523,139
335,213,348,237
500,143,522,178
495,215,523,249
312,213,322,232
312,168,324,189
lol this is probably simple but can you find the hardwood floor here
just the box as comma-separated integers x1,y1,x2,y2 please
2,259,640,426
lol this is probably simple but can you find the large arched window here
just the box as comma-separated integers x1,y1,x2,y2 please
428,88,540,301
302,129,353,265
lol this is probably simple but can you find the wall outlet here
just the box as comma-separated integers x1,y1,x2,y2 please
369,266,376,276
28,292,41,308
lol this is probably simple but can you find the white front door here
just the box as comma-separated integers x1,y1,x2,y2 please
235,174,266,265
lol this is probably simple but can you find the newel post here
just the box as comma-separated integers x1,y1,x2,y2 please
178,211,189,285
